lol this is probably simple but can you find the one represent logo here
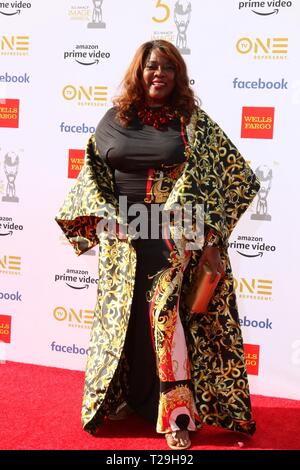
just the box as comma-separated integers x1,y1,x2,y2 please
229,235,276,257
0,254,21,275
50,341,88,355
174,0,191,55
0,99,20,128
53,306,94,330
0,35,29,56
236,37,288,60
233,277,273,301
62,85,108,107
1,151,20,201
63,44,110,66
241,107,275,139
54,268,98,290
0,2,32,16
238,1,293,16
0,216,24,237
60,122,95,134
68,149,85,179
0,290,22,302
244,344,260,375
0,315,12,344
251,165,273,221
233,77,288,91
87,0,106,29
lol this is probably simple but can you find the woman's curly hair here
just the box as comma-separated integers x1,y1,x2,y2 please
113,40,199,126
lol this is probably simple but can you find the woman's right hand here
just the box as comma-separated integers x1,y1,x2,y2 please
197,246,225,282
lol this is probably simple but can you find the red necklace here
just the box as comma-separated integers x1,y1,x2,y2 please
137,104,178,130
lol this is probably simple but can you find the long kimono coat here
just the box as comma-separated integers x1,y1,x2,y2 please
55,108,260,436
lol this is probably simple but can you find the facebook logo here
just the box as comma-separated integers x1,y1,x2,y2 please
0,72,30,83
233,77,288,90
239,316,272,330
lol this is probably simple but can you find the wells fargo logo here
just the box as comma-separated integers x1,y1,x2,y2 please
0,254,21,275
68,149,85,178
0,314,12,344
244,344,260,376
236,37,288,60
62,85,108,106
241,107,275,139
0,99,20,128
233,277,273,301
53,306,93,329
0,35,29,55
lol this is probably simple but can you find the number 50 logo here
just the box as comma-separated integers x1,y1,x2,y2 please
152,0,170,23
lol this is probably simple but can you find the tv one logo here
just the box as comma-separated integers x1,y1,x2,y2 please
0,255,21,275
233,277,273,300
0,35,29,55
62,85,108,106
236,37,288,59
53,306,93,329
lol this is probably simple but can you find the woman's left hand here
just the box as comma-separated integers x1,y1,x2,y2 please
197,246,225,282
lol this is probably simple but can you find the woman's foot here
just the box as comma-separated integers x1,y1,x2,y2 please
165,430,191,450
108,402,133,421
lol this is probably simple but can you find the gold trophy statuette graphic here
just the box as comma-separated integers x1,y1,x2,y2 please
2,151,19,203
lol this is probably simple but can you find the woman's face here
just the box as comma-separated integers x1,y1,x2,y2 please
142,49,176,106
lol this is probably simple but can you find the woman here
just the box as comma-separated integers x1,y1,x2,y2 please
56,40,260,450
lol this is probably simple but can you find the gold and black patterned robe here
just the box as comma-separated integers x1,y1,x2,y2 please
55,108,260,436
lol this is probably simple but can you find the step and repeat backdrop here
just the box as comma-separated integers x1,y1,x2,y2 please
1,0,300,400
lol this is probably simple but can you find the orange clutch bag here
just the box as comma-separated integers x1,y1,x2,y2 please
185,263,221,314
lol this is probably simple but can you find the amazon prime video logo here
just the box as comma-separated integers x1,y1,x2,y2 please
229,235,276,258
54,268,98,290
238,1,293,16
0,215,23,237
63,44,110,66
0,2,32,16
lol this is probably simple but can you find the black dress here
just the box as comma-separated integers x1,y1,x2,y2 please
95,108,197,431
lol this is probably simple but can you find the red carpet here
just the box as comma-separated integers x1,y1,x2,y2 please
1,361,299,450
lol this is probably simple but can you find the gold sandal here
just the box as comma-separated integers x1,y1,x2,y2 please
165,430,191,450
